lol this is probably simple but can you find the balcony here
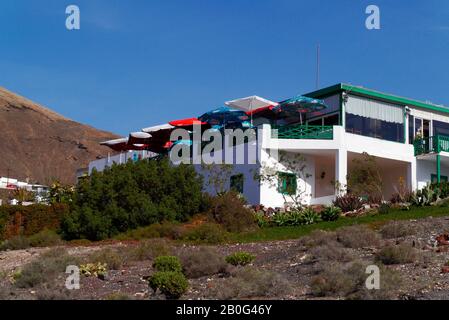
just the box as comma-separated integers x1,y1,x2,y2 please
414,135,449,156
271,124,334,140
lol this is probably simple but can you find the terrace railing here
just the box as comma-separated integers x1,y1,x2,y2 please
414,135,449,156
272,124,334,140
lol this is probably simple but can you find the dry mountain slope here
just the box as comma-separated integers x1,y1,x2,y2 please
0,86,119,184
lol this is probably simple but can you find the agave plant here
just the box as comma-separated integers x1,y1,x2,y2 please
320,205,342,221
300,207,321,225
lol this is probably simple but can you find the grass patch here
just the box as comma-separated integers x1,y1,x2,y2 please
229,206,449,243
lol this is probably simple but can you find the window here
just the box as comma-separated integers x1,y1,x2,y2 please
278,172,297,195
431,174,448,183
345,113,404,143
433,120,449,137
408,115,414,144
307,113,340,126
230,174,244,193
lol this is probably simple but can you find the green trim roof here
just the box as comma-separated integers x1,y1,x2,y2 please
304,83,449,115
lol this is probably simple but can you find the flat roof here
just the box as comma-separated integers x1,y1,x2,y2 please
305,83,449,115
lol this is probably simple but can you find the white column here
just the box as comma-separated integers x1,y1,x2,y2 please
335,149,347,194
408,159,417,191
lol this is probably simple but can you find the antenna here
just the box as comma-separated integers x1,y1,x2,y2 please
316,44,320,90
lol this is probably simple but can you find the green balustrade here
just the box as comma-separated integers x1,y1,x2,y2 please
414,135,449,156
272,125,333,140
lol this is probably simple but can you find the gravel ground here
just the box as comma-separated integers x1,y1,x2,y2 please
2,216,449,300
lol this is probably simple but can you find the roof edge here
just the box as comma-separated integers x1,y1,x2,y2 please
305,83,449,115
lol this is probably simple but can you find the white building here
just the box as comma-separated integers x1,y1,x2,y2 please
88,83,449,208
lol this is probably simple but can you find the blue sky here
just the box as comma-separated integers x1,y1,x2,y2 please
0,0,448,135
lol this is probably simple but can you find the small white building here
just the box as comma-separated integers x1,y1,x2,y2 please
87,83,449,208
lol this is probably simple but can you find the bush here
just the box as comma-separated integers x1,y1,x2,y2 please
336,225,381,248
209,191,257,232
225,252,255,266
272,208,320,227
320,205,342,221
310,261,401,299
378,203,390,215
298,230,337,248
148,271,189,299
254,212,270,228
115,222,183,241
309,243,355,263
0,235,31,251
379,221,421,239
182,223,227,244
14,248,78,288
126,239,172,261
61,158,205,241
375,244,419,265
28,229,63,248
153,256,182,273
333,194,364,212
180,247,227,278
88,248,124,270
0,204,68,240
300,207,321,225
209,267,291,299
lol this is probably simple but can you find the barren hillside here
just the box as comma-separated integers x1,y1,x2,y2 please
0,87,118,184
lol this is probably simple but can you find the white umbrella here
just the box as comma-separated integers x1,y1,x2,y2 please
141,123,174,133
225,95,278,125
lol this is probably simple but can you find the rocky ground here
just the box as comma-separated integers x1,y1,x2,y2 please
3,216,449,300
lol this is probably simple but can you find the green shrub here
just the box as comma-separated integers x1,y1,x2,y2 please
272,208,320,227
115,221,183,241
225,252,255,266
182,223,227,244
300,207,321,225
153,256,182,273
180,247,227,278
320,205,342,221
28,229,63,248
378,203,390,215
61,159,205,241
209,191,257,232
375,244,419,265
254,212,270,228
148,271,189,299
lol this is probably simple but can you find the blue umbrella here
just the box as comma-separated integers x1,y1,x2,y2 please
198,106,251,130
273,96,327,124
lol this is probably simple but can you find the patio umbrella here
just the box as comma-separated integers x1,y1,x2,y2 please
168,117,211,131
225,96,278,125
128,132,152,145
273,95,327,124
100,138,130,152
198,106,251,130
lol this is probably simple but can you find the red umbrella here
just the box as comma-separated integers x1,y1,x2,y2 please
169,117,211,131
